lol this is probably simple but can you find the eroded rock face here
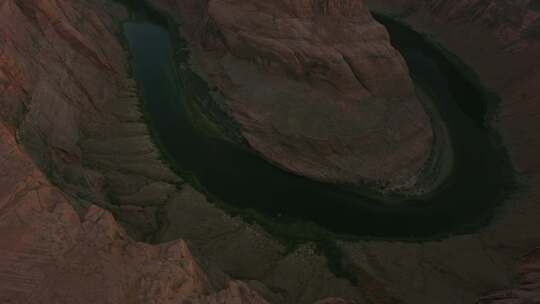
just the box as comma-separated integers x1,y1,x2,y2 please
0,121,270,303
348,1,540,303
364,0,540,196
1,0,376,302
0,0,269,302
3,0,540,303
152,0,435,195
427,0,540,46
478,248,540,304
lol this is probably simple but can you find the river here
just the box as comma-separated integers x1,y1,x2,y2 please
122,5,514,239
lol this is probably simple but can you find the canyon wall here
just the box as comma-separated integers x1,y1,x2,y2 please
151,0,438,196
2,0,540,303
478,247,540,304
0,1,382,303
359,1,540,303
0,0,269,302
0,124,267,303
146,1,540,302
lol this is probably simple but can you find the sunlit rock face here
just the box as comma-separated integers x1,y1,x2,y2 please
152,0,435,196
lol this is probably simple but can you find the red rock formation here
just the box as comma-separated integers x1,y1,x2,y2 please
149,0,540,302
3,0,540,303
0,0,269,302
0,125,264,303
357,1,540,303
152,0,436,195
478,248,540,304
1,0,372,302
363,0,540,205
313,298,356,304
427,0,540,47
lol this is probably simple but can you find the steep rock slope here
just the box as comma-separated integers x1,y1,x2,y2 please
0,0,178,239
339,1,540,303
3,0,540,303
1,0,393,303
0,0,269,302
478,247,540,304
0,122,267,303
151,0,436,195
138,1,540,303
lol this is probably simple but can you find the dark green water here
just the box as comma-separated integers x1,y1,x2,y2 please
123,7,515,239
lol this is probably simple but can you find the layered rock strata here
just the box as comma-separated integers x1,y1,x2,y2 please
153,0,540,302
346,1,540,303
478,247,540,304
151,0,437,196
0,0,268,302
1,0,401,303
3,0,540,303
0,125,267,303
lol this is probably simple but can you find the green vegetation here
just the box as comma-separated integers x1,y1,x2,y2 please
184,95,227,139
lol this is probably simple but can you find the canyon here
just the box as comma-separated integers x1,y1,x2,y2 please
151,0,442,197
1,0,540,303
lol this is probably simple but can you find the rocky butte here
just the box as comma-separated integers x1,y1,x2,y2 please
0,0,540,303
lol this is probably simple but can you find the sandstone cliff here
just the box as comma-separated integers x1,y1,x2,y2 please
478,247,540,304
358,1,540,303
0,122,267,303
1,0,390,303
151,0,436,195
3,0,540,303
0,0,269,302
0,0,396,302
